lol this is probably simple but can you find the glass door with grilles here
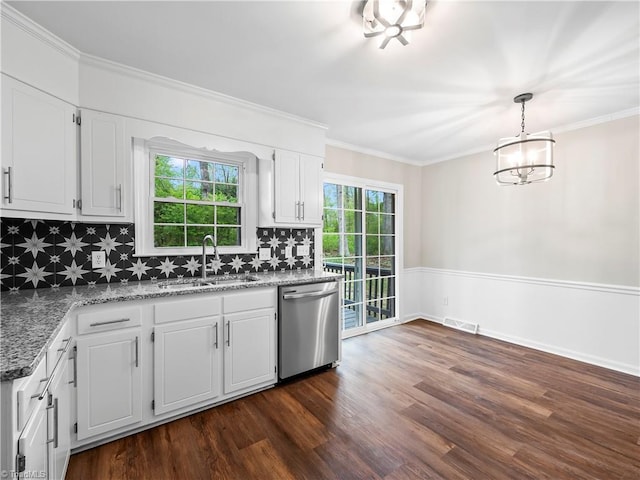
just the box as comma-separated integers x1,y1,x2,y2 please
323,181,398,334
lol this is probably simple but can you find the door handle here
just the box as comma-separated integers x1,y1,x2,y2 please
301,201,305,221
134,336,139,368
226,321,230,347
282,289,338,300
214,322,219,349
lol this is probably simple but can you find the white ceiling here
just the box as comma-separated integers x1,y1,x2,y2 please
8,0,640,165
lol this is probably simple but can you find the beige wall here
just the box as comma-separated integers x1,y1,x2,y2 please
421,115,639,286
324,145,423,268
326,115,639,286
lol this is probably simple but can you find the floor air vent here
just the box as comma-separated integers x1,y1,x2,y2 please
443,317,478,335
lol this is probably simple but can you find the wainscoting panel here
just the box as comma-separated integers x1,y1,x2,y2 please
410,267,639,376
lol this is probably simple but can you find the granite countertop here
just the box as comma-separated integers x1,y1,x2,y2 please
0,269,341,382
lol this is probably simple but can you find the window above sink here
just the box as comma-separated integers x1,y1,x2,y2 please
133,137,258,257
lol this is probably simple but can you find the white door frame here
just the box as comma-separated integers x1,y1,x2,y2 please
322,173,404,339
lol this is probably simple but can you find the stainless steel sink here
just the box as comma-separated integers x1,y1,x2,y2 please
206,274,260,285
157,274,259,290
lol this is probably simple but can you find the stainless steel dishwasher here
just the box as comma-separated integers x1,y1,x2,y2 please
278,280,340,380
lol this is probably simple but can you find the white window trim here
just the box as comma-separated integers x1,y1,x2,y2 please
322,172,404,338
133,137,257,257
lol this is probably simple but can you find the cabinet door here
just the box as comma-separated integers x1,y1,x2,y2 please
76,329,142,440
17,399,48,480
79,109,125,217
49,355,71,480
299,154,323,225
224,308,276,395
273,150,300,224
1,74,76,216
153,317,221,416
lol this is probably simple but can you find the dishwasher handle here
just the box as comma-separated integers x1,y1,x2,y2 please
282,289,338,301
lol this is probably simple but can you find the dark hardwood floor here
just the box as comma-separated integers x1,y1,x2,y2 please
66,320,640,479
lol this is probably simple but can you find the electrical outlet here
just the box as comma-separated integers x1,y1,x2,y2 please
297,245,310,256
285,246,293,258
259,248,271,260
91,251,106,268
443,296,449,306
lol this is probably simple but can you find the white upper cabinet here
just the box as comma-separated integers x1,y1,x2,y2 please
1,75,76,218
259,149,323,227
298,153,323,225
79,109,127,219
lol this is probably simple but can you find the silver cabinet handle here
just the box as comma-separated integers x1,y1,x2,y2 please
134,336,139,368
69,346,77,387
89,318,129,327
214,322,219,349
282,289,338,300
226,321,230,347
57,337,72,352
30,378,49,399
45,397,59,447
3,167,12,203
295,201,300,220
116,184,122,212
38,337,73,400
53,397,59,447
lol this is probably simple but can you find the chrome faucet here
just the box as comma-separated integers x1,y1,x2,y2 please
201,234,220,279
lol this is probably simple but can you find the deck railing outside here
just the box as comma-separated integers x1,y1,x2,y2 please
323,262,395,323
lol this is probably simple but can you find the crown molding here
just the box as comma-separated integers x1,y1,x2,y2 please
330,107,640,168
79,53,328,132
325,139,424,166
1,3,80,60
551,106,640,135
1,2,326,131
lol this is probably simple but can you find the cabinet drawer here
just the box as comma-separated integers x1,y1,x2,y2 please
16,358,47,431
154,295,221,324
223,288,276,314
77,305,141,335
47,321,72,377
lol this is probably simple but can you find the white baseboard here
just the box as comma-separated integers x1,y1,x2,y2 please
400,268,640,377
478,327,640,377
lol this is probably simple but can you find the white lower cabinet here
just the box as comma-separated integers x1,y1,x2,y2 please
16,395,48,479
9,337,72,480
67,287,277,449
224,309,276,395
76,329,143,440
48,352,71,480
152,288,276,414
153,317,221,415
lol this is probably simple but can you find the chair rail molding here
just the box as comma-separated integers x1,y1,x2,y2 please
408,267,639,376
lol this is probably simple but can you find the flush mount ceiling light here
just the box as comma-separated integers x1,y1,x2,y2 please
363,0,426,49
493,93,556,186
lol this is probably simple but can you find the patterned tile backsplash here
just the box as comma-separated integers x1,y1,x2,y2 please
0,218,315,291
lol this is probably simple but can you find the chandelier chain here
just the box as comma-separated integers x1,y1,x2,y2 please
521,100,526,133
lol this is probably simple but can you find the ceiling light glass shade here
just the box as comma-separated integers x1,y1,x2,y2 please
363,0,426,49
493,131,555,185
